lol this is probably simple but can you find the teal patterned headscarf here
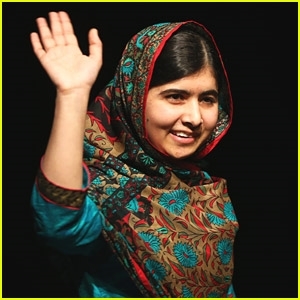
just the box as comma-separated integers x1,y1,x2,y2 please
84,21,238,297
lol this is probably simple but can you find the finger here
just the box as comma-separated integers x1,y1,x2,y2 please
58,11,78,46
35,16,56,51
30,32,49,61
49,11,66,46
88,28,103,65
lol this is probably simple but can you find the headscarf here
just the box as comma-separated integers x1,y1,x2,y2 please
83,21,238,297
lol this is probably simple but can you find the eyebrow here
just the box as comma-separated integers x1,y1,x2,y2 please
159,88,219,98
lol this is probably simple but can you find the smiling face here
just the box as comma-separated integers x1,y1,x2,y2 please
144,67,219,160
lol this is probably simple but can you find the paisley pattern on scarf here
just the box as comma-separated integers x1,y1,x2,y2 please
83,21,238,297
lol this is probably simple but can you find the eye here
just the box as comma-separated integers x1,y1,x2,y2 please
201,96,218,104
166,94,185,101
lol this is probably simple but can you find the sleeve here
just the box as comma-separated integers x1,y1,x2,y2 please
31,162,104,255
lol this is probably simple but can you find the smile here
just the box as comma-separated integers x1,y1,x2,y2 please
171,131,194,138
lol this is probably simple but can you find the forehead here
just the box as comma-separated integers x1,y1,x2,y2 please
152,67,218,92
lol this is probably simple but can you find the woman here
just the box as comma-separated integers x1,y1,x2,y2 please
31,11,238,297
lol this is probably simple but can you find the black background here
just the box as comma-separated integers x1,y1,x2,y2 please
3,2,298,298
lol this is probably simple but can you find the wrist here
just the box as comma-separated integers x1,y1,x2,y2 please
55,90,91,113
56,86,92,98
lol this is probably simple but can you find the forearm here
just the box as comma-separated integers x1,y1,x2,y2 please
42,90,90,189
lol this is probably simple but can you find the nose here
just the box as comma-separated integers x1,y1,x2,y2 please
181,100,202,128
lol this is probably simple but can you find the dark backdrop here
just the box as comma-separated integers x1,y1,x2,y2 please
3,2,298,298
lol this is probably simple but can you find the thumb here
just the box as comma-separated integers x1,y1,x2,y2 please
88,28,103,65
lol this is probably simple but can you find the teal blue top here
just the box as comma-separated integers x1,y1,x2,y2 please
31,167,142,297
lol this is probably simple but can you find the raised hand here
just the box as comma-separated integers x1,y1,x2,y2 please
30,12,103,188
30,11,103,95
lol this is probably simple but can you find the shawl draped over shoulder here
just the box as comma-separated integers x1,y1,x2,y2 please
83,21,238,297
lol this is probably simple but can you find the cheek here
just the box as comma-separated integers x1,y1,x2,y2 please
203,110,219,130
144,113,161,138
146,106,175,128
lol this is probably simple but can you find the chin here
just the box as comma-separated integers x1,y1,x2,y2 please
168,151,195,160
153,144,197,160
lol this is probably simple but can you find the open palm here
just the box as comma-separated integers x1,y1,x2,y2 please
30,11,103,94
